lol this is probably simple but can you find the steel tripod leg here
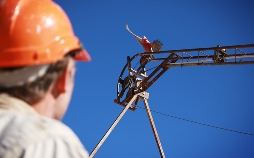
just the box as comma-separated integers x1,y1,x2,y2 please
142,98,165,158
89,94,138,158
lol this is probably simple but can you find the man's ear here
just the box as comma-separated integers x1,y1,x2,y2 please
53,59,75,96
56,66,68,93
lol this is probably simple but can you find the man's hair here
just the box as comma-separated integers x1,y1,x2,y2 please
0,56,72,104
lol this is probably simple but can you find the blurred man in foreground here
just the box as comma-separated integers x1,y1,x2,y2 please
0,0,91,157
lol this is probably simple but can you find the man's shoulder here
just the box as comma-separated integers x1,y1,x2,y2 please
0,111,88,158
0,111,73,136
0,111,81,149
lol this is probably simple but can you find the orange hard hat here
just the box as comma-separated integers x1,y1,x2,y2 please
0,0,91,68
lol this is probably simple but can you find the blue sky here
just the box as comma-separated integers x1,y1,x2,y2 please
56,0,254,157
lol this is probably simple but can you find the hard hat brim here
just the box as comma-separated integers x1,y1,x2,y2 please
74,49,91,61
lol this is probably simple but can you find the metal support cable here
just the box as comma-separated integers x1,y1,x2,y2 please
137,106,253,136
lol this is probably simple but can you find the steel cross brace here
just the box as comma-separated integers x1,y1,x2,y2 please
142,92,165,158
89,92,165,158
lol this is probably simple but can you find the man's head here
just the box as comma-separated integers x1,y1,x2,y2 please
0,0,91,120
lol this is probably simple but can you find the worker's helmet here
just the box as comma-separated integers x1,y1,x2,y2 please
0,0,91,68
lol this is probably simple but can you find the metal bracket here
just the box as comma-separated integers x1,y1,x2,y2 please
138,91,149,99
